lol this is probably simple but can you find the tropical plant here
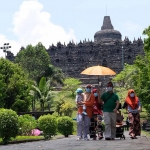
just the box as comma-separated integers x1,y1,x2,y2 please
30,77,55,111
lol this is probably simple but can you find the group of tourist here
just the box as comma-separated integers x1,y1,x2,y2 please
75,81,141,141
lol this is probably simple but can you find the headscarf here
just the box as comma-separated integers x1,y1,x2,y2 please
125,89,139,109
92,88,97,94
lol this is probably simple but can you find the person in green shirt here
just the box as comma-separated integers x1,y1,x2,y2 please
100,82,120,140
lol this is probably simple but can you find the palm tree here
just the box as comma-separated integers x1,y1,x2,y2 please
30,77,55,111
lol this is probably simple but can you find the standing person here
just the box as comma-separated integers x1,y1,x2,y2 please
122,89,141,139
89,88,103,140
100,82,120,140
76,84,95,140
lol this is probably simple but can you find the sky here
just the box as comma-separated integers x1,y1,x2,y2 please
0,0,149,57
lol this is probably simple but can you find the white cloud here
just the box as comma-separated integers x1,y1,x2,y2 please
12,0,77,49
124,22,142,32
118,22,145,41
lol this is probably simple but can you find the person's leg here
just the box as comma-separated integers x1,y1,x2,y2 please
103,112,111,139
133,113,141,138
110,112,117,139
76,114,83,139
128,113,135,138
83,116,91,140
89,117,95,139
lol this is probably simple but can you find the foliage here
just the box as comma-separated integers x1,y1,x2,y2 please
44,64,65,86
18,114,37,136
62,77,82,97
113,63,137,89
0,109,19,144
37,114,57,140
15,42,50,82
55,97,65,116
113,26,150,113
30,77,56,111
60,102,74,117
0,58,32,111
57,116,74,137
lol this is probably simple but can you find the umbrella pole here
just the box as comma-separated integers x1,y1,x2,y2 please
97,75,100,89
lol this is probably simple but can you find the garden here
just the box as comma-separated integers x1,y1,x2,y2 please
1,26,150,144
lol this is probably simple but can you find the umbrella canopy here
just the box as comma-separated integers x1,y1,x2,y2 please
81,65,116,76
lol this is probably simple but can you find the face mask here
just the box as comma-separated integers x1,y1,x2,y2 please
130,93,135,97
94,93,98,97
85,88,91,93
107,87,113,91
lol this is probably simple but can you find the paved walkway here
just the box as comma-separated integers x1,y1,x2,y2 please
0,131,150,150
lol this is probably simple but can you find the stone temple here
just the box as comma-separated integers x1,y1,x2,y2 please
47,16,144,87
6,16,144,87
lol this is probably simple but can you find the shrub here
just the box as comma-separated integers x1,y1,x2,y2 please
38,114,57,140
0,108,19,144
18,114,37,136
60,102,73,117
57,116,73,137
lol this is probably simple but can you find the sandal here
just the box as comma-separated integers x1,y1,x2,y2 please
99,137,103,140
130,136,134,139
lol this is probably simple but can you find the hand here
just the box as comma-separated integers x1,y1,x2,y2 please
80,101,85,104
113,108,117,113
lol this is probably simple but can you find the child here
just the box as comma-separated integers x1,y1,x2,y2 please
75,88,87,115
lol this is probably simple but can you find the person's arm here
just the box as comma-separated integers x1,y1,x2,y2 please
113,100,120,113
122,102,127,109
138,99,141,111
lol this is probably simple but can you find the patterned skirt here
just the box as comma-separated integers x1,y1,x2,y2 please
128,112,141,136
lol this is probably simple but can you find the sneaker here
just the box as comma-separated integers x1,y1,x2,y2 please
84,138,89,141
77,137,82,140
105,137,111,140
82,112,87,115
99,136,103,140
93,137,96,140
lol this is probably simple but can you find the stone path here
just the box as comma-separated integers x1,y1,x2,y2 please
0,131,150,150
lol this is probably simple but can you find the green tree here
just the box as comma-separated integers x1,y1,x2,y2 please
15,42,50,82
113,63,137,89
62,77,82,97
0,58,32,111
44,64,65,86
113,26,150,111
30,77,55,111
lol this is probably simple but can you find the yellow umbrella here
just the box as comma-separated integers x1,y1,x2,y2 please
81,65,116,76
80,65,116,86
